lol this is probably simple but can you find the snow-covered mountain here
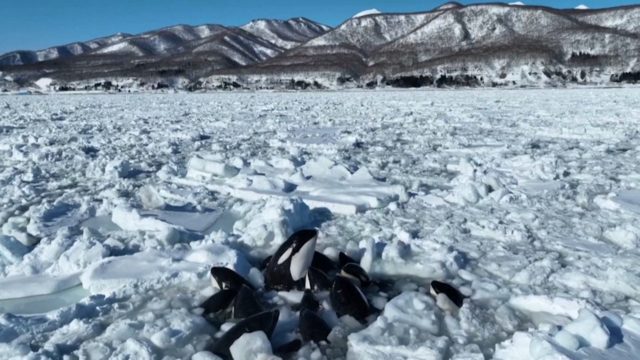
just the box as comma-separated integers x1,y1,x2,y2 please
0,33,131,66
91,25,228,57
241,18,330,49
228,3,640,87
352,9,382,18
0,18,329,66
2,2,640,90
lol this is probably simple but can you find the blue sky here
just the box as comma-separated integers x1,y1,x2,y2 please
1,0,637,54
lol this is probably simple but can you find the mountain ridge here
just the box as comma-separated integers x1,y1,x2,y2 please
2,2,640,92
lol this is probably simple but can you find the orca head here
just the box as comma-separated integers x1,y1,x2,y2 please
299,309,332,343
199,288,238,316
338,252,358,268
274,229,318,282
210,266,253,291
311,251,337,274
259,255,273,271
305,267,331,291
330,275,370,321
429,280,465,308
340,263,371,288
300,289,320,312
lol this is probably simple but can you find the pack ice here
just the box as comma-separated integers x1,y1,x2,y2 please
1,89,640,359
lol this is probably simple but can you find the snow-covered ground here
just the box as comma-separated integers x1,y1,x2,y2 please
2,88,640,359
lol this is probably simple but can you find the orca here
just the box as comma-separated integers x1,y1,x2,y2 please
330,275,370,321
273,339,302,355
259,255,273,271
311,251,337,274
232,285,264,319
299,309,332,343
304,266,332,291
199,289,238,316
210,267,254,291
430,280,466,308
264,229,318,291
210,310,280,359
338,252,358,268
299,289,320,313
340,263,371,288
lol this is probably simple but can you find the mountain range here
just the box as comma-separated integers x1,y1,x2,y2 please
1,2,640,91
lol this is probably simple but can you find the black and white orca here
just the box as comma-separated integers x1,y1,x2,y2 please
311,251,337,274
304,266,332,291
330,275,370,321
430,280,466,308
199,288,238,316
210,310,280,359
299,309,332,343
259,255,273,271
232,284,264,319
338,252,358,268
273,339,302,355
340,263,371,288
210,267,255,291
264,229,318,291
299,289,320,313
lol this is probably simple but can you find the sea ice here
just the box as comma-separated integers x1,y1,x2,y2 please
0,89,640,359
229,331,275,360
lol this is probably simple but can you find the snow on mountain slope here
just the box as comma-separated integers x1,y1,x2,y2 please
435,1,463,10
93,24,228,57
0,19,324,66
0,17,331,82
241,18,331,49
176,28,284,66
82,33,132,50
227,2,640,86
353,9,382,18
361,4,640,82
0,43,91,66
376,5,584,60
569,6,640,35
0,52,39,66
0,34,131,66
94,41,151,57
304,12,439,52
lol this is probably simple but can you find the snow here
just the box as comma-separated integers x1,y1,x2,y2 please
2,89,640,359
0,273,80,300
435,2,462,10
35,78,53,90
509,2,525,5
576,4,590,10
348,292,448,359
240,18,330,50
353,9,382,18
175,153,408,215
563,309,611,349
80,245,248,295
